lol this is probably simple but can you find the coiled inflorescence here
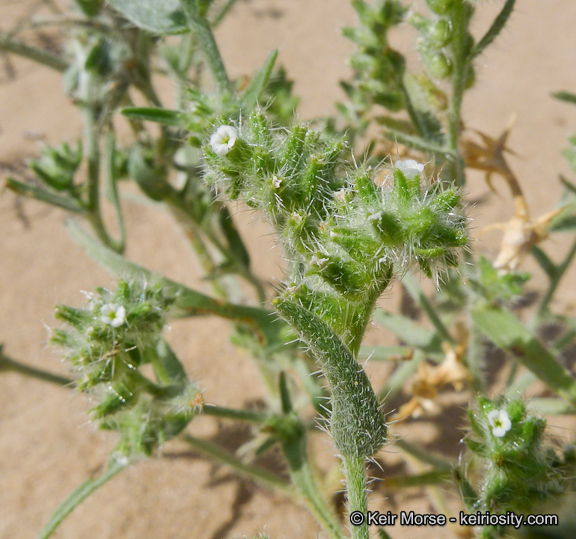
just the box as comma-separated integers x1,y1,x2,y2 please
205,113,466,334
204,111,467,460
52,279,201,457
464,397,565,537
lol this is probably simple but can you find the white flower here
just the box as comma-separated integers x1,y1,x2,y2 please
395,159,424,179
291,212,303,223
100,303,126,328
487,409,512,438
210,125,238,157
368,211,382,221
272,175,283,188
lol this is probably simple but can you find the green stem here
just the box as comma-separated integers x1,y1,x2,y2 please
210,0,239,27
103,132,126,252
0,352,72,387
282,434,345,539
82,105,122,252
5,177,84,213
534,236,576,322
386,469,450,489
0,32,67,71
201,404,268,423
179,0,233,95
37,458,128,539
394,438,453,471
343,455,369,539
402,274,454,344
446,3,470,186
181,433,292,495
166,200,230,300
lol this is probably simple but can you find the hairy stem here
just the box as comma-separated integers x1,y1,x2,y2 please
0,350,72,387
179,0,233,95
182,433,292,495
282,433,345,539
343,455,368,539
0,32,67,71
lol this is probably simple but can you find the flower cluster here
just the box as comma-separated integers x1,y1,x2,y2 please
204,112,466,349
464,397,564,535
52,278,201,456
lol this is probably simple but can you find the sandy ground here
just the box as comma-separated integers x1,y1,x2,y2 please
2,1,576,538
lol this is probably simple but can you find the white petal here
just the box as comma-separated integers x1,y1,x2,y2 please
492,426,507,438
210,125,238,156
395,159,425,179
487,409,500,426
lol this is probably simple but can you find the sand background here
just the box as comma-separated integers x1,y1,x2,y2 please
2,1,576,538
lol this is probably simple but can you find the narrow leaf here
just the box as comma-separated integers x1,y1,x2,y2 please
472,307,576,405
37,459,128,539
531,245,557,279
527,398,576,415
108,0,188,35
554,91,576,106
5,177,84,213
402,274,453,344
372,310,444,358
121,107,186,127
242,50,279,108
473,0,516,58
384,128,451,158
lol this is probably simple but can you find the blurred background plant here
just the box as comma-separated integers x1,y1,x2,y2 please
2,1,576,538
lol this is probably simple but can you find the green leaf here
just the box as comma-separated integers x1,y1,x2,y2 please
242,50,279,108
560,174,576,195
472,307,576,405
279,371,293,414
402,274,453,344
37,458,129,539
5,177,84,213
383,127,450,158
121,107,187,127
402,73,445,143
108,0,188,35
372,310,444,358
549,202,576,232
151,338,188,385
531,245,557,279
454,468,479,512
527,398,576,415
473,0,516,58
554,91,576,106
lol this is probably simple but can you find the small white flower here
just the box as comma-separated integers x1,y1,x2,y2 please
395,159,424,179
210,125,238,157
100,303,126,328
272,175,283,188
368,211,383,222
487,409,512,438
291,212,303,223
